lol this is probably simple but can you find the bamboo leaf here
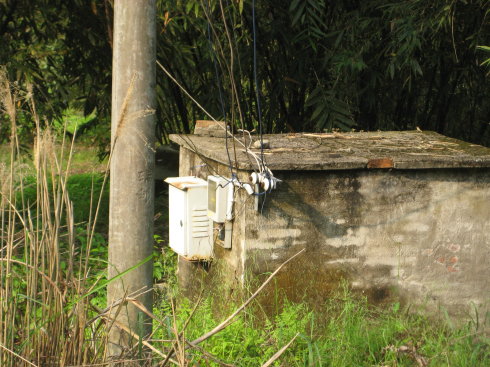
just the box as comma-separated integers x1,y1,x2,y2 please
311,103,326,121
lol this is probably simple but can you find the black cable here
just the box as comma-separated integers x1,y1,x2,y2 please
203,0,258,176
252,0,265,169
205,0,234,178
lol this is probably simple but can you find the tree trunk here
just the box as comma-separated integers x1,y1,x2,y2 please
107,0,156,359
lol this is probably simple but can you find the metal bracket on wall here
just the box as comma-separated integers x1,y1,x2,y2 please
254,184,260,211
223,221,233,249
214,221,232,249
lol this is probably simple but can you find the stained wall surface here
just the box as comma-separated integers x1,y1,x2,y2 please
241,169,490,317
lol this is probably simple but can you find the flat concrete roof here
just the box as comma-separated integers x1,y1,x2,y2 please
170,131,490,170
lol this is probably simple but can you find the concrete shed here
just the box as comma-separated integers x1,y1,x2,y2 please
169,130,490,317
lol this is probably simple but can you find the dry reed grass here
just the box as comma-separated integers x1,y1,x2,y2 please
0,73,108,366
0,73,299,367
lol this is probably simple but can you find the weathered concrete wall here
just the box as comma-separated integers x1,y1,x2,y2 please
177,146,490,318
243,169,490,317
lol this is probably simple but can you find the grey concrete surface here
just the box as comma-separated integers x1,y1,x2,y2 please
170,131,490,320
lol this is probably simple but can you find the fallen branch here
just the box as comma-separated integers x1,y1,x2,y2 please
191,248,305,345
101,314,179,365
0,342,39,367
185,339,237,367
261,333,299,367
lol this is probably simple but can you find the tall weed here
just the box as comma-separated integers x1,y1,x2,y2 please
0,77,108,366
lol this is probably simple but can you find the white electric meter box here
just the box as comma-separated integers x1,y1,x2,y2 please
165,176,213,260
207,175,229,223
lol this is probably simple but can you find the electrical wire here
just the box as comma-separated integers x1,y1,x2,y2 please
200,0,261,175
205,0,234,178
156,60,264,174
157,4,278,199
252,0,266,169
217,0,243,181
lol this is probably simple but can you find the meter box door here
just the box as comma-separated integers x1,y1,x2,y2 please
207,175,229,223
165,177,213,260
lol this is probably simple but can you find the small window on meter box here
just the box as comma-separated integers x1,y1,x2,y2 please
207,175,228,223
208,178,217,214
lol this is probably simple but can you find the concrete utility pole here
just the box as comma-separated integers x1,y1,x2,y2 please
108,0,156,358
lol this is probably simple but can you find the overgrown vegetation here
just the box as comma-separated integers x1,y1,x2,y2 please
154,288,490,366
2,126,489,366
2,105,488,365
1,134,489,365
1,139,102,364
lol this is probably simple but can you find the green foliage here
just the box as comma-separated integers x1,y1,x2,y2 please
153,287,490,366
1,0,489,146
478,46,490,69
0,0,112,143
305,87,356,131
153,0,490,145
153,234,178,285
66,173,110,228
54,108,97,136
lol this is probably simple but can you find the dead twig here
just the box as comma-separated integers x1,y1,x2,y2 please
101,314,179,365
260,333,299,367
185,339,237,367
191,248,305,345
87,288,153,326
159,291,204,366
383,344,428,367
0,342,39,367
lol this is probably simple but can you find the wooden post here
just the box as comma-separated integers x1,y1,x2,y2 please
107,0,156,358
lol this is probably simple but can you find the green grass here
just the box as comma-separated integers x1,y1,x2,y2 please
67,144,108,174
17,172,109,230
1,143,107,175
153,287,490,366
